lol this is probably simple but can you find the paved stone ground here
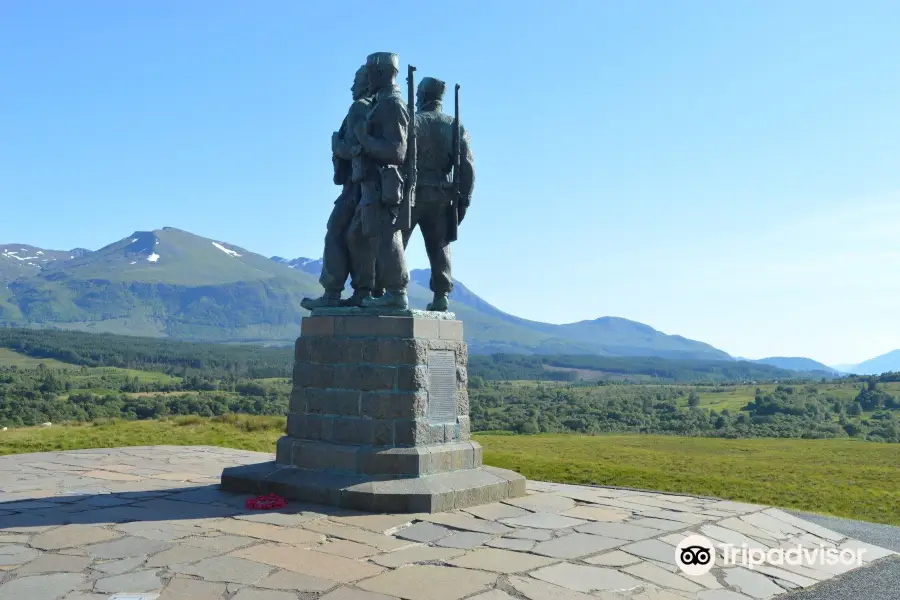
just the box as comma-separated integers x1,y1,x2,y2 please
0,446,895,600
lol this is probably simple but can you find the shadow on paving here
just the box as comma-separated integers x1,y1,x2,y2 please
0,484,354,529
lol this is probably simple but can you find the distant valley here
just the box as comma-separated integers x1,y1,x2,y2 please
1,228,896,374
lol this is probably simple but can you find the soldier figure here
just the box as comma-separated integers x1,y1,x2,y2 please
301,65,376,310
404,77,475,311
347,52,411,310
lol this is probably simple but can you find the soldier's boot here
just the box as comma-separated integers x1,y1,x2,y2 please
300,291,342,311
372,288,385,298
340,289,373,307
426,293,450,312
361,289,408,310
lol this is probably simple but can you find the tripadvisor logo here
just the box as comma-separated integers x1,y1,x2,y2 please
675,535,716,576
675,534,867,577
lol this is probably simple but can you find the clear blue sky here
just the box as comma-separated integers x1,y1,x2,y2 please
2,1,899,365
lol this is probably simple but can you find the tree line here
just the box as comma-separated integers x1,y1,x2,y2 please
2,363,899,442
2,328,839,384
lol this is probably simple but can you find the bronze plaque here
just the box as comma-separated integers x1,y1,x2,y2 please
427,350,457,423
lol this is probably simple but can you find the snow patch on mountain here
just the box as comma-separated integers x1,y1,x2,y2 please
147,253,160,263
1,250,39,261
271,256,319,272
212,242,241,257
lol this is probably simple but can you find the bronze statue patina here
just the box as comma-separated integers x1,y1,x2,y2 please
404,77,475,311
301,65,375,310
346,52,412,310
304,55,474,314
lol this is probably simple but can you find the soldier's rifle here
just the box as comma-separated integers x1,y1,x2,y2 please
446,83,462,242
400,65,417,231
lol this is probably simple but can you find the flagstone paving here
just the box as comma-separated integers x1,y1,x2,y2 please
0,446,895,600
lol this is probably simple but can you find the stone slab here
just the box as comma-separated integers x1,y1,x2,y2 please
229,544,383,583
231,590,298,600
171,555,273,585
485,537,536,552
221,461,525,513
94,569,163,594
300,523,409,552
583,550,643,567
159,577,228,600
500,512,587,530
532,533,627,559
620,539,679,564
723,567,786,598
301,313,460,340
369,546,464,568
395,522,451,543
255,568,336,592
462,502,529,521
14,554,89,574
529,562,644,593
448,548,557,573
31,525,121,550
356,565,496,600
434,531,494,549
0,446,893,600
275,440,482,476
575,522,664,541
417,512,512,534
320,588,399,600
0,572,86,600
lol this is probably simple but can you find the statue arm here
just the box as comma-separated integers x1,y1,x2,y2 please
357,100,409,165
459,126,475,205
332,116,355,160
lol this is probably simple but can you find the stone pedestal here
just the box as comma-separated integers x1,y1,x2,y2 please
221,309,526,513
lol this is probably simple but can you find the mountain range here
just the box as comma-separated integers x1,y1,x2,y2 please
0,228,896,373
833,351,900,376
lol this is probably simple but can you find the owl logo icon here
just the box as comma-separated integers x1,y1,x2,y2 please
675,535,716,576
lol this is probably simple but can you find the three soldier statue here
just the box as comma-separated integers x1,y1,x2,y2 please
301,52,475,313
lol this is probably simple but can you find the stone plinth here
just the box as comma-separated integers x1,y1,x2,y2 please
221,309,525,512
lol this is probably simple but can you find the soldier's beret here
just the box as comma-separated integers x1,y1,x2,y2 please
419,77,447,99
366,52,399,71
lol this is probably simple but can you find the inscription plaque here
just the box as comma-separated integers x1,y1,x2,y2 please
427,350,457,423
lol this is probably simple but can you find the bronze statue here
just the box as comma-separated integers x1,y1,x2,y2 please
402,77,475,311
303,56,474,314
301,65,375,310
347,52,412,310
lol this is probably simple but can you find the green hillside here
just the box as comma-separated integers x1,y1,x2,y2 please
0,244,76,281
2,229,323,341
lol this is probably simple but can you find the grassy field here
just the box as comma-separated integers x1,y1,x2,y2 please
677,381,900,411
0,415,284,456
481,434,900,526
0,348,76,369
68,366,183,384
1,417,897,526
